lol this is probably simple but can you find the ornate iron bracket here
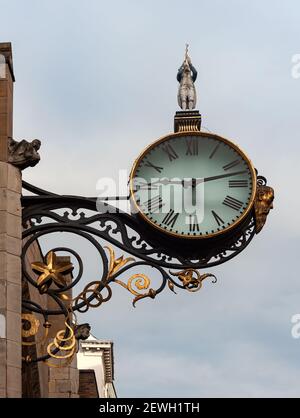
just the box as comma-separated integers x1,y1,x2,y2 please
21,174,273,366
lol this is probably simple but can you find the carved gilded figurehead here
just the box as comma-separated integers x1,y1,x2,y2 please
254,184,274,233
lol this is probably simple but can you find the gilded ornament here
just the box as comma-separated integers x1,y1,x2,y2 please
31,251,74,293
73,281,112,313
170,269,216,292
254,184,274,233
22,313,40,339
114,273,156,307
46,321,76,360
168,280,177,294
105,246,135,277
22,313,50,349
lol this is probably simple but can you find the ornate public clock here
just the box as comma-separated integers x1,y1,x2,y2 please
129,132,256,239
19,45,275,370
129,46,273,244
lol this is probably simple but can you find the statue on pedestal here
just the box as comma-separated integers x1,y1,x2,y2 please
177,44,197,110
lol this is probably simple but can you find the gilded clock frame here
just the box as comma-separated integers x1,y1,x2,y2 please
129,131,257,240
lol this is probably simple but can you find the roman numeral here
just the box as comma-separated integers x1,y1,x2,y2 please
209,143,220,159
211,210,225,226
144,160,164,173
189,215,200,232
223,196,243,211
186,139,198,156
229,180,248,188
223,159,240,171
134,183,158,191
143,196,164,213
162,209,179,228
162,144,178,162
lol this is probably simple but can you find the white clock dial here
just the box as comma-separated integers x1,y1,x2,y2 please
130,132,256,239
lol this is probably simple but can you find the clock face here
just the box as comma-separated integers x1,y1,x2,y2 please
129,132,256,239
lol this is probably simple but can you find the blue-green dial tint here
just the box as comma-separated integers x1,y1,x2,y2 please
131,133,255,238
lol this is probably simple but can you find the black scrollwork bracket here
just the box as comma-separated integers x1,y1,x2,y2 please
21,174,272,365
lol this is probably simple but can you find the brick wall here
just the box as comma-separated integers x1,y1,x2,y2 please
78,370,99,398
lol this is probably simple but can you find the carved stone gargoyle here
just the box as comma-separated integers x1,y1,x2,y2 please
74,323,91,341
8,137,41,170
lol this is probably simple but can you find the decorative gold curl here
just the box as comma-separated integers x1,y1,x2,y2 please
105,246,156,307
22,313,50,348
105,246,135,277
169,269,216,292
72,281,112,313
45,321,77,367
22,313,40,338
71,246,155,310
114,274,156,307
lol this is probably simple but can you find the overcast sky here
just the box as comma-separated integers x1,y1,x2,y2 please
1,0,300,397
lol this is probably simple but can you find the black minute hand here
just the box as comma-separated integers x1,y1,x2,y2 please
200,170,248,184
137,171,248,188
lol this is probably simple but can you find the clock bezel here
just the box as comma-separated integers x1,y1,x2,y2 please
129,131,257,240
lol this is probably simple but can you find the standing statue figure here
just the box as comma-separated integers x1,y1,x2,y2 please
177,44,197,111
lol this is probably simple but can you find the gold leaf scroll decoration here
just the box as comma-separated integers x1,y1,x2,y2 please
22,313,40,339
105,246,156,306
21,314,51,364
105,246,135,278
72,281,112,313
45,321,77,368
169,269,216,292
114,274,156,307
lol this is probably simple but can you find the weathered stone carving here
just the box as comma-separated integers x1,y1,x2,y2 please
8,137,41,170
177,45,197,111
74,323,91,341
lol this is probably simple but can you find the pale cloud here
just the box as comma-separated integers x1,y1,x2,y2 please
118,341,300,398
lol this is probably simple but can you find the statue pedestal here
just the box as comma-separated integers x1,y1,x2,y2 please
174,110,201,133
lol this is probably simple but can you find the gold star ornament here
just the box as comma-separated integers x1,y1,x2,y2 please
31,251,74,294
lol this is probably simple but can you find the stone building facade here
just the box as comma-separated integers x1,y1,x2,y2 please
77,336,116,398
0,42,116,398
0,42,22,398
